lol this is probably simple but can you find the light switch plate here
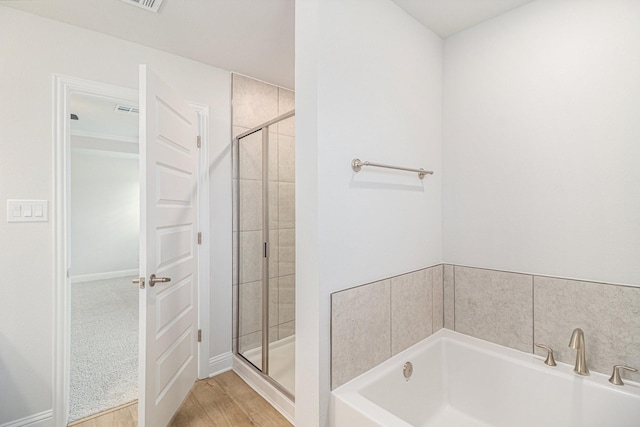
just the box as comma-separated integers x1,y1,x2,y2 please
7,200,48,222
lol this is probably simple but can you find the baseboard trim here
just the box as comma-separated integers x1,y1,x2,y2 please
0,410,53,427
208,352,233,377
71,269,138,283
232,355,295,424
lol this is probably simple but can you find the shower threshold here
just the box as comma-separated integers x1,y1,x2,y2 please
243,334,295,395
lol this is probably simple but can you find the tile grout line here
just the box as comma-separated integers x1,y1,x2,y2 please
329,293,333,390
453,265,456,331
429,267,433,336
531,275,535,354
433,266,436,331
389,279,393,357
432,267,436,334
441,264,445,331
431,267,437,335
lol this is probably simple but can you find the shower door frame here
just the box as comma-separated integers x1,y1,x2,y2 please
234,109,295,400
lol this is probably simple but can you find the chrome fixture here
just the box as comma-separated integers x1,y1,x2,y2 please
351,158,434,180
568,328,589,376
134,275,170,288
132,276,145,289
403,362,413,381
149,274,171,287
535,343,557,366
235,109,295,140
609,365,638,386
261,128,270,375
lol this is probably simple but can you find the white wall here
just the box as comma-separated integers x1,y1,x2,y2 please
443,0,640,286
70,146,139,279
296,0,443,424
0,7,232,424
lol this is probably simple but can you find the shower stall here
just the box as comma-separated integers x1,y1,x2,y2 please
233,110,296,398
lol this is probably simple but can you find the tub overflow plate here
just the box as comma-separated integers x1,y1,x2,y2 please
403,361,413,381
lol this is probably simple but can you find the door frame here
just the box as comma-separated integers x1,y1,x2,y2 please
52,74,210,427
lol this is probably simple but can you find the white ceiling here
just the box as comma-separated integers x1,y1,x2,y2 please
390,0,537,38
70,93,139,140
0,0,295,89
1,0,537,90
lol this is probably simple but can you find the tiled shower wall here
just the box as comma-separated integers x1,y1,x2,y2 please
232,74,295,353
331,264,640,388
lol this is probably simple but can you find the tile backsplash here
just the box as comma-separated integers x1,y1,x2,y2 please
331,278,391,390
331,264,640,388
533,275,640,381
331,265,443,389
454,267,533,353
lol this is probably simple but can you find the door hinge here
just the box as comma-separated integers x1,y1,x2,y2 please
264,241,269,258
197,232,202,245
197,329,202,342
197,135,201,148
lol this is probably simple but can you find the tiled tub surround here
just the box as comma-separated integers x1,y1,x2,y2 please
534,276,640,382
232,74,295,353
331,264,640,389
452,267,533,353
443,265,640,383
332,329,640,427
331,265,444,389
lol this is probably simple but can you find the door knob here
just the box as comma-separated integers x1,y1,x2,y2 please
149,274,171,287
132,277,145,289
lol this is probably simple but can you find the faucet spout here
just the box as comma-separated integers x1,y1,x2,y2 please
568,328,589,376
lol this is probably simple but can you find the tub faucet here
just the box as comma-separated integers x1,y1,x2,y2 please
568,328,589,376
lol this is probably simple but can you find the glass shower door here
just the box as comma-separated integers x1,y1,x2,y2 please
234,111,295,398
236,128,268,370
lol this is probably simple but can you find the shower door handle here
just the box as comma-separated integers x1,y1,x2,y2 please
149,274,171,287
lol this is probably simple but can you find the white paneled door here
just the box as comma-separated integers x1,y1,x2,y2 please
138,65,199,427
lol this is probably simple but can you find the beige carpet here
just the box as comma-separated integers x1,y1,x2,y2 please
70,277,138,422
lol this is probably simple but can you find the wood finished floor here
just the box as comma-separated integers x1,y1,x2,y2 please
69,371,292,427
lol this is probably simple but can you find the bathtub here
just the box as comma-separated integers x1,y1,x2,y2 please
331,329,640,427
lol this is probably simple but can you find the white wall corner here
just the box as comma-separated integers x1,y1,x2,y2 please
208,352,233,378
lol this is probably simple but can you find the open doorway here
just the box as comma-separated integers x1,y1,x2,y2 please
68,93,140,422
54,72,210,427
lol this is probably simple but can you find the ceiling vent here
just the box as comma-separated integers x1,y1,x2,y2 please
115,104,140,115
120,0,164,13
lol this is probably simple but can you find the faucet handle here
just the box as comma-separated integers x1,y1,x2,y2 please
535,343,557,366
608,365,638,386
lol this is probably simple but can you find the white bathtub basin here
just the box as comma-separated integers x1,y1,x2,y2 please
331,329,640,427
